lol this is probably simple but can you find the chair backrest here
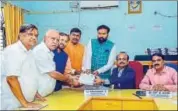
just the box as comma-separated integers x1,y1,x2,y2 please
129,61,144,89
165,63,178,72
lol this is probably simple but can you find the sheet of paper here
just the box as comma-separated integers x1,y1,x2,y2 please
79,74,95,85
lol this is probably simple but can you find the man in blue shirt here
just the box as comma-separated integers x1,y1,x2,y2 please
109,52,136,89
53,32,79,91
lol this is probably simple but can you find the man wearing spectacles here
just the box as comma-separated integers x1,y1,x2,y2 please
139,53,177,92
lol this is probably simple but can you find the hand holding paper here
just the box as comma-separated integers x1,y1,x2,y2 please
79,73,95,85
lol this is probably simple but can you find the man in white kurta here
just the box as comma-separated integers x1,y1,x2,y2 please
83,25,116,85
1,41,40,109
33,41,56,97
33,29,71,97
1,24,42,110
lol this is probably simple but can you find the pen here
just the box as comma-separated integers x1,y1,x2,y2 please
132,93,142,99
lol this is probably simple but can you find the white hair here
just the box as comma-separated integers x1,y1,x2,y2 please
45,29,59,36
43,29,59,42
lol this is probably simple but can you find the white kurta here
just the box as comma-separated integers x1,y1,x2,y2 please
33,42,56,97
0,51,3,110
1,41,39,110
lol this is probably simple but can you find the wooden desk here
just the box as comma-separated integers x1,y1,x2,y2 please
35,89,177,110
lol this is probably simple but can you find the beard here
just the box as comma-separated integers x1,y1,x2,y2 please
59,43,65,50
97,37,107,43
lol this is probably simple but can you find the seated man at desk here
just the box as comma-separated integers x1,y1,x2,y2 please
139,53,177,92
109,52,136,89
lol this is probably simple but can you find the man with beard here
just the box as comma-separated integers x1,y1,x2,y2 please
53,32,79,91
83,25,116,86
65,28,84,75
139,53,177,92
109,52,136,89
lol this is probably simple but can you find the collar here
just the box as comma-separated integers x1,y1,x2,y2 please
41,42,51,53
153,66,167,75
118,67,125,72
69,41,79,47
117,65,129,71
17,40,28,52
57,48,64,53
40,42,54,57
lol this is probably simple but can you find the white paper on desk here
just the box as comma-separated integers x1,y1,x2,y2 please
18,103,48,110
79,74,95,85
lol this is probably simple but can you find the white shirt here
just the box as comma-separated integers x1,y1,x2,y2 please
33,42,56,97
0,51,3,110
1,41,39,110
83,39,116,74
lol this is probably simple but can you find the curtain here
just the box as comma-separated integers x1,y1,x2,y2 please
4,3,24,46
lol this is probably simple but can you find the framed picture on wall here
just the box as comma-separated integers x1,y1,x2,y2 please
128,0,142,14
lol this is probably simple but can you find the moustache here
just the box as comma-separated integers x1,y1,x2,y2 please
72,38,79,41
154,64,160,66
119,62,125,64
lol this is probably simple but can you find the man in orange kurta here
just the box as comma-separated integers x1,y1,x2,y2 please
64,28,85,75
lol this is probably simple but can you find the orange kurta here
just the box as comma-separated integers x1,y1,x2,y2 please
64,42,84,72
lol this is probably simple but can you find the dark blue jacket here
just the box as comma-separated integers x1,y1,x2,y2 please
53,49,68,91
109,66,136,89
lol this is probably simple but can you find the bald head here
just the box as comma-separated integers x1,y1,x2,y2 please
44,29,60,51
116,52,129,68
